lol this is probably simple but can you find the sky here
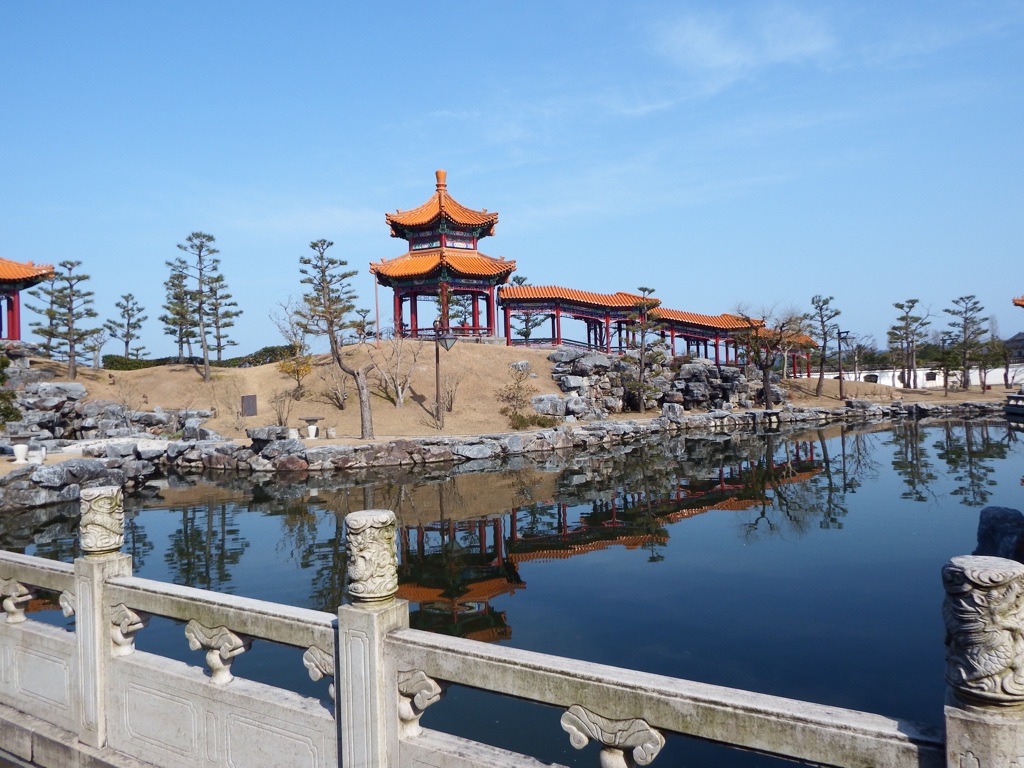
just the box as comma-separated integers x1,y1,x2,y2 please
1,1,1022,358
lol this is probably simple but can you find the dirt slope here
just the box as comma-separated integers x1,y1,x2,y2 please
46,346,1013,442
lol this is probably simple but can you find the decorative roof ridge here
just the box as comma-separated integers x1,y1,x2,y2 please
385,170,499,234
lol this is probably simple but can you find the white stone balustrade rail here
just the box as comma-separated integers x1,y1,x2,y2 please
386,629,944,767
0,550,74,595
105,575,336,654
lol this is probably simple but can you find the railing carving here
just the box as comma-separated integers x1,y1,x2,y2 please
110,603,149,656
59,589,75,617
345,509,399,604
79,486,125,556
942,555,1024,706
184,619,252,685
302,644,336,701
397,668,446,738
560,704,664,767
0,578,34,624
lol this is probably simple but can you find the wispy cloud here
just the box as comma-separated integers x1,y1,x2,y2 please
654,5,835,94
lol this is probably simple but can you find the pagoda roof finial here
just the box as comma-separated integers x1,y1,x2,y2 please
384,170,498,237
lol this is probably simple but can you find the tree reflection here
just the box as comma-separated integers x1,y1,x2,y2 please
933,420,1008,507
164,502,249,591
886,422,938,502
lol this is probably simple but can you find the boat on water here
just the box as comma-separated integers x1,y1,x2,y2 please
1006,391,1024,420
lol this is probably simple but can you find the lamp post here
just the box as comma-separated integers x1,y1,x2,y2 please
433,318,457,429
837,330,850,400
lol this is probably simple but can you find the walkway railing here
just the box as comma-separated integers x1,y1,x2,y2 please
2,490,1022,767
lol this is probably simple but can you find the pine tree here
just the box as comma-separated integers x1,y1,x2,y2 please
206,272,242,361
167,232,219,382
944,295,988,390
25,274,60,356
888,299,930,389
296,239,375,439
104,293,148,359
509,275,547,342
625,286,663,413
46,260,98,380
159,270,196,363
804,295,840,396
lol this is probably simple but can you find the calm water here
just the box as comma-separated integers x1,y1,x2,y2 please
17,418,1024,767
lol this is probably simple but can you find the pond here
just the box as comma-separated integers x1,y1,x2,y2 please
15,418,1024,767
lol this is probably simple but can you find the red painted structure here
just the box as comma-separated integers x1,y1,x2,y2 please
370,171,516,337
0,258,54,341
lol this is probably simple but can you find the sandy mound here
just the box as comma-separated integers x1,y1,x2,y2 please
39,346,1013,442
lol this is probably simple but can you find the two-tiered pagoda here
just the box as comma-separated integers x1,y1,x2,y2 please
370,170,516,338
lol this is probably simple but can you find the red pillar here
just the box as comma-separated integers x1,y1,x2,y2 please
393,292,402,336
714,334,721,366
555,304,562,345
472,293,480,335
605,315,611,354
12,291,20,341
488,285,497,336
669,329,676,356
410,293,419,337
806,355,811,377
504,304,512,345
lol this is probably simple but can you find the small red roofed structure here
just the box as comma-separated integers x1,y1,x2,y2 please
371,171,516,338
0,257,54,341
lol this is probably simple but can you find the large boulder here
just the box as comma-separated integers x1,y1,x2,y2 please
532,395,566,417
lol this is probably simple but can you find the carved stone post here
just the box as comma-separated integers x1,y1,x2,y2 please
338,510,409,768
74,485,131,749
943,555,1024,767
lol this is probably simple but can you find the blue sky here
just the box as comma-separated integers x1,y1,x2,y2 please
1,1,1022,357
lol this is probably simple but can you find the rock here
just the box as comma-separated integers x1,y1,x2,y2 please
532,394,566,417
273,455,309,472
260,439,305,459
572,353,611,376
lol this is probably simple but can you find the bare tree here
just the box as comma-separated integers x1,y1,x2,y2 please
733,306,802,408
368,336,423,407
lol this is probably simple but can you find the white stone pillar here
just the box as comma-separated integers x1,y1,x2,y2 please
338,510,409,768
74,486,131,749
943,555,1024,767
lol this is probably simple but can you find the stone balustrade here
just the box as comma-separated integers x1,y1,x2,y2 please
3,491,1024,766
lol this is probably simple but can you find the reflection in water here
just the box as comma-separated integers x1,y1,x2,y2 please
14,420,1014,627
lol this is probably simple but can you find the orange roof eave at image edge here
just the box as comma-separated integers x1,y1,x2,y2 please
0,257,55,283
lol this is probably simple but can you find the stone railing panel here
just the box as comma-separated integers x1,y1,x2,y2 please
387,629,943,768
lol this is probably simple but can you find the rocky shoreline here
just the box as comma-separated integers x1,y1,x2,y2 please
0,391,1007,513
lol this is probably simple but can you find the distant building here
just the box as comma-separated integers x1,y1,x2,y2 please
1006,332,1024,363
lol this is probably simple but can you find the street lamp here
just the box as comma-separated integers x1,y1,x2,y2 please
433,318,457,429
837,330,850,400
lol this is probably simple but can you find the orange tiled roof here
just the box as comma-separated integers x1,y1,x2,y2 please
0,257,54,284
499,285,658,309
652,308,756,331
386,170,499,235
371,248,516,280
1014,296,1024,308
